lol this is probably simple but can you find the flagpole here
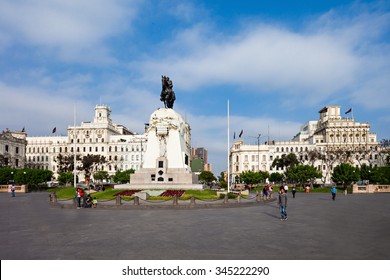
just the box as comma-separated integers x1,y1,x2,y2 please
73,103,77,188
227,99,230,193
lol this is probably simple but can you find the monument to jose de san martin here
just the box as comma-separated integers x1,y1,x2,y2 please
115,76,201,190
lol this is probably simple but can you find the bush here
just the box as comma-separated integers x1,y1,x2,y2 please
219,193,238,199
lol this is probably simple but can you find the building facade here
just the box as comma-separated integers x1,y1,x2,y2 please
26,105,146,182
230,106,382,184
191,147,212,172
0,128,27,168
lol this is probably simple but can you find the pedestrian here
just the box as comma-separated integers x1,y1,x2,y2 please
268,185,273,199
284,184,288,193
292,186,296,198
11,184,15,197
263,186,268,200
278,187,288,221
92,197,97,208
76,188,82,208
331,185,337,200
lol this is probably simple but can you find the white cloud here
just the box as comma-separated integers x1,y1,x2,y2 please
0,0,139,63
0,83,93,136
135,6,390,111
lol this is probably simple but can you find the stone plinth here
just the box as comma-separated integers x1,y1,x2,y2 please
117,108,199,191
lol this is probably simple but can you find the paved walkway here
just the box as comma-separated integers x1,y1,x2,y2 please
1,191,389,260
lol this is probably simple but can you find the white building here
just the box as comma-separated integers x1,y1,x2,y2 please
0,128,27,168
26,105,146,182
230,106,382,184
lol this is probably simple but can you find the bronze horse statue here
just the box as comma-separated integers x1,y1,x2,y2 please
160,75,176,109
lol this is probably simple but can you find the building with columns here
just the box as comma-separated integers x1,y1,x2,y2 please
26,105,146,182
230,106,382,184
0,128,27,168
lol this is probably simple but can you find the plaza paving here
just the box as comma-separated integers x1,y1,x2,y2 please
0,191,389,260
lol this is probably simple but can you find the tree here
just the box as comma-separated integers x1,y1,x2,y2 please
56,153,81,173
219,171,226,182
284,165,322,187
359,163,372,181
198,171,217,184
331,163,359,188
370,166,390,184
269,172,284,184
79,154,106,181
271,153,299,170
259,170,269,181
239,170,263,186
58,172,74,186
112,169,135,184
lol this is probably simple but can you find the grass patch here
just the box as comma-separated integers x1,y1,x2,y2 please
54,187,220,200
181,189,218,200
148,196,172,201
52,187,77,199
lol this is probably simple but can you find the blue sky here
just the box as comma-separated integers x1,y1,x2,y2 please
0,0,389,175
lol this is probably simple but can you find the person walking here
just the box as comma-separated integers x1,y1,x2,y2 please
292,186,296,198
278,187,288,221
10,184,15,197
76,188,82,208
331,185,337,200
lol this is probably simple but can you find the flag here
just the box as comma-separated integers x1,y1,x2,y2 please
52,127,56,133
233,132,236,139
239,129,243,138
345,108,352,114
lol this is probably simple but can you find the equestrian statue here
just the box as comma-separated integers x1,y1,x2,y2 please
160,75,176,109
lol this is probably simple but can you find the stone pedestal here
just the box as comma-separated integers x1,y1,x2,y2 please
117,108,201,190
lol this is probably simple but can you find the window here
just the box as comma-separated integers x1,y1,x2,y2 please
16,147,19,154
158,161,164,168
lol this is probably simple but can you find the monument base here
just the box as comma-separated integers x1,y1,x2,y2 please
114,183,203,190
